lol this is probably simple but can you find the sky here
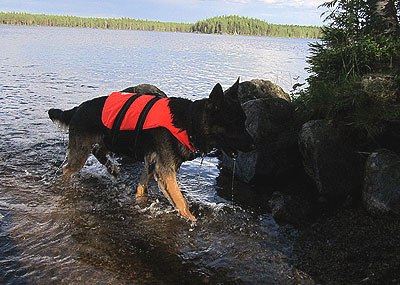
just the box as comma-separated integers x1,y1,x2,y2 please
0,0,327,26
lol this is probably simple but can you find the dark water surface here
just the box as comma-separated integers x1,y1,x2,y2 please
0,25,314,284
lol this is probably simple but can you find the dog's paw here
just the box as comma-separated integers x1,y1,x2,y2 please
135,194,149,203
135,184,149,202
107,164,120,177
179,209,197,222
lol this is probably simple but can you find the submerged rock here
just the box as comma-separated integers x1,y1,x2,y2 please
363,149,400,215
268,191,311,224
298,120,363,200
222,97,299,183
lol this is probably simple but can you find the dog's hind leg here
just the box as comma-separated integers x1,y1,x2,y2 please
136,154,156,199
92,142,120,177
155,168,197,222
63,129,96,180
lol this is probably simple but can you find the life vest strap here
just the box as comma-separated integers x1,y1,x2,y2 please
131,96,162,151
111,94,141,148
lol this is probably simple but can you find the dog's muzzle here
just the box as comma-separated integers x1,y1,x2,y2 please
223,148,239,159
224,143,257,159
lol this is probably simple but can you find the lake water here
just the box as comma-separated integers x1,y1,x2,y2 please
0,25,315,284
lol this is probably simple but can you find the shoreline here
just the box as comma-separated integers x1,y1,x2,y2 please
294,205,400,284
0,23,320,40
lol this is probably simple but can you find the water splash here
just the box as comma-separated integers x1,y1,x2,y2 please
231,158,236,211
198,155,204,181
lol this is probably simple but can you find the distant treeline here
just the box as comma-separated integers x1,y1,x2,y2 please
0,12,192,33
0,12,321,39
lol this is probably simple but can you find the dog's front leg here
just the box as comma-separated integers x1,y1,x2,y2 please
92,144,120,177
136,154,156,199
136,166,153,199
156,171,197,222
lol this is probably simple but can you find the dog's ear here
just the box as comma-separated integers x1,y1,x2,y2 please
224,77,240,101
208,83,224,110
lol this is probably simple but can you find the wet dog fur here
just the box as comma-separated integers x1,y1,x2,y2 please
48,80,255,221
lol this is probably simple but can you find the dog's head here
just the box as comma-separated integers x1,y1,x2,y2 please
204,79,256,158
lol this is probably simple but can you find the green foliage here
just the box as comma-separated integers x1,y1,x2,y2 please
0,12,321,39
307,30,400,82
307,0,400,83
293,77,400,137
293,0,400,138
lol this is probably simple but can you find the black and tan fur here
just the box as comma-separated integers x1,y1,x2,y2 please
48,80,255,221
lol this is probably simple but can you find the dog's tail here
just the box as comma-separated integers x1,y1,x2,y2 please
48,107,78,128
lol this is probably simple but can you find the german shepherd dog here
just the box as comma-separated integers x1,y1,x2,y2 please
48,79,255,221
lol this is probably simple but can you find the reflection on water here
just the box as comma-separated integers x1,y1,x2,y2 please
0,25,315,283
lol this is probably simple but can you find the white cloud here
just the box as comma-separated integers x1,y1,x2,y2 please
257,0,326,8
200,0,326,8
225,0,251,3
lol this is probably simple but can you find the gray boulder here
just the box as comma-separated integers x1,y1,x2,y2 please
121,84,167,97
222,97,298,183
298,120,363,199
236,79,291,103
363,149,400,215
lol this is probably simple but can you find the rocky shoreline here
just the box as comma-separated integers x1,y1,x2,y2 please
220,78,400,284
294,206,400,284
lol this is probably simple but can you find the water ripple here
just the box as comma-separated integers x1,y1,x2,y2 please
0,25,315,284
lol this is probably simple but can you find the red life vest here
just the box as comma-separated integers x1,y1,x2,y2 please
102,92,195,151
